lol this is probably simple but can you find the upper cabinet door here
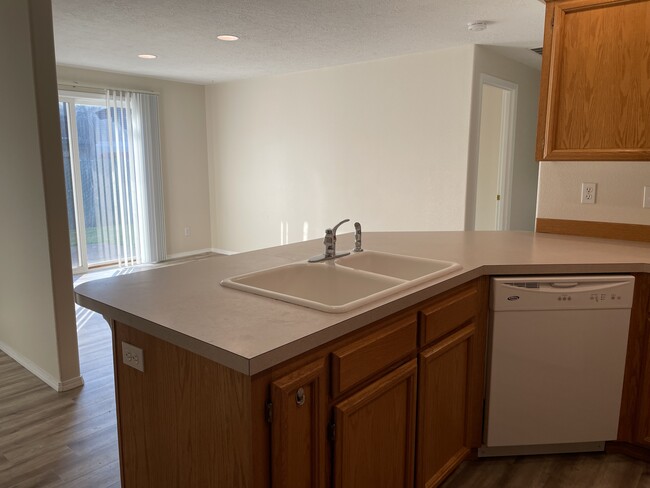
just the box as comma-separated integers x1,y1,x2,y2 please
536,0,650,161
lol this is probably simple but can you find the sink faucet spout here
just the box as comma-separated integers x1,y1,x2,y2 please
308,219,351,263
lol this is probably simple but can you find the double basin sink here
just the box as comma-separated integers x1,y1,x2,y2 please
221,251,461,313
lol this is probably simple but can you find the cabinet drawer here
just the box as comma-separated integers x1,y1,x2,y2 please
419,281,479,346
331,315,417,397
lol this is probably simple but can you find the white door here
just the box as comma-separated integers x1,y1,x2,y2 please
473,75,518,231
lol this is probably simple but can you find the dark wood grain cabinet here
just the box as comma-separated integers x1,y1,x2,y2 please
638,311,650,446
536,0,650,161
633,277,650,446
616,273,650,459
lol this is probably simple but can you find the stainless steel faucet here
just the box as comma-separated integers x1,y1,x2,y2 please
308,219,351,263
353,222,363,253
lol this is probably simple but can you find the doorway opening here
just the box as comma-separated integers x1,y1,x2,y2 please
473,75,518,231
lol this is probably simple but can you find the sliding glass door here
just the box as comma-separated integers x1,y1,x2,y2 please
59,101,82,270
59,95,126,272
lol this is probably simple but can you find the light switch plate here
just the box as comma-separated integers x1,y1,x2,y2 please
122,342,144,372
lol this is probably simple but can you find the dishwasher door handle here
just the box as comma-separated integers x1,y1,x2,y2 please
550,282,579,288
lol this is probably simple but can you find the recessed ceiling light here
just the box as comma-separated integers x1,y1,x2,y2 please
217,35,239,41
138,54,157,59
467,21,487,32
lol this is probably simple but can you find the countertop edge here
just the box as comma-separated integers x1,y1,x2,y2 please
75,293,252,374
76,259,650,376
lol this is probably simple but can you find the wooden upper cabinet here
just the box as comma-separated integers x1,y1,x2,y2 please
536,0,650,161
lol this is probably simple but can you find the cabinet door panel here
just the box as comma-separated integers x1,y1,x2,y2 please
416,324,477,488
333,359,417,488
537,0,650,160
331,314,417,397
271,358,327,488
419,281,479,346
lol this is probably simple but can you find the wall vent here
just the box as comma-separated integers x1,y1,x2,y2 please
531,47,543,55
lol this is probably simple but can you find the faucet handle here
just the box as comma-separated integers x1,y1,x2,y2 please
324,228,334,248
354,222,363,252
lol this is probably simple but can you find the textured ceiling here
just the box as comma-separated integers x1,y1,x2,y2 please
52,0,545,85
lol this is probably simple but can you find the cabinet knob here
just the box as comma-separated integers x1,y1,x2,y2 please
296,387,306,406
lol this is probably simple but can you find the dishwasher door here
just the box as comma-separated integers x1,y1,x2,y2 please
482,275,634,455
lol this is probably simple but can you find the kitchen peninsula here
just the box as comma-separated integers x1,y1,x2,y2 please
75,231,650,488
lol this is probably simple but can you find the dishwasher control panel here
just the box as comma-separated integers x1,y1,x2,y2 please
491,275,635,312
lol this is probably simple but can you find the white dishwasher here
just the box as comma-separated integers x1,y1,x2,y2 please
480,275,634,457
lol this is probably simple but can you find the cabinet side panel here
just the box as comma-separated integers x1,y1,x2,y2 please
618,274,650,442
536,0,559,160
634,278,650,445
114,322,253,488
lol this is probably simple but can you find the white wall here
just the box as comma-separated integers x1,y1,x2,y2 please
0,0,81,391
206,46,476,252
56,66,212,257
467,45,541,231
475,85,504,230
537,161,650,224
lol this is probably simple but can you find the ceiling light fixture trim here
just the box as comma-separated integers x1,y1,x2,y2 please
217,35,239,41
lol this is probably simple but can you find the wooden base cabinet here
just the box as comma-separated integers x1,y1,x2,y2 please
632,275,650,447
416,324,479,488
414,278,488,488
332,360,418,488
271,358,328,488
613,273,650,461
638,310,650,446
109,278,488,488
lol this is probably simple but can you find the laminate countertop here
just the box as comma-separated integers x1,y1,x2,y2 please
74,231,650,375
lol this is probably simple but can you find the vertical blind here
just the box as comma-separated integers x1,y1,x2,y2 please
105,90,166,265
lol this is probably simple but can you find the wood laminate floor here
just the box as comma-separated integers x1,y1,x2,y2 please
1,280,650,486
0,312,120,488
441,452,650,488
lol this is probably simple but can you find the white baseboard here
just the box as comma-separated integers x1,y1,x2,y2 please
211,247,239,255
0,339,84,392
59,375,85,391
165,248,214,260
165,248,239,260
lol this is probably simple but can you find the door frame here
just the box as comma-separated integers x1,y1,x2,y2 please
60,96,89,274
466,74,518,231
60,92,118,273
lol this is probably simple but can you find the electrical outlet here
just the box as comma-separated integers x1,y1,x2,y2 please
581,182,597,204
184,226,191,237
122,342,144,372
644,186,650,209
